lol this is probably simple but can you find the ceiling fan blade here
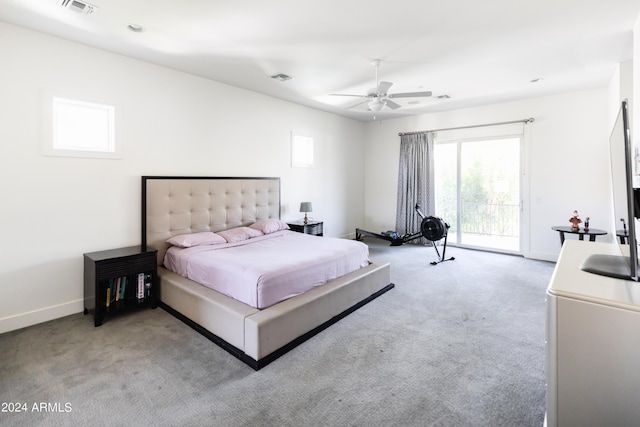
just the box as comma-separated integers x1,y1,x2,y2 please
330,93,367,98
388,91,432,99
377,81,393,94
347,100,370,110
384,99,402,110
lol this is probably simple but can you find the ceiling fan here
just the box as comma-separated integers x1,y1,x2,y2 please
331,59,432,112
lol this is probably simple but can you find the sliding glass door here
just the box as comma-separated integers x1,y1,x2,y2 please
434,137,521,253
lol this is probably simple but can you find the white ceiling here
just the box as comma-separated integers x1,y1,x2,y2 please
1,0,638,121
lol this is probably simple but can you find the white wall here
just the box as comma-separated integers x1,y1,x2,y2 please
363,88,612,262
0,22,366,333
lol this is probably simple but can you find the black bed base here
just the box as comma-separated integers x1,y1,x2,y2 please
159,283,395,370
355,228,423,246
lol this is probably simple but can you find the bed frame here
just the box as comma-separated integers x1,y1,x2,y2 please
141,176,393,370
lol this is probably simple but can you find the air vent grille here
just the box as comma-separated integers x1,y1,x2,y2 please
58,0,98,15
269,73,295,82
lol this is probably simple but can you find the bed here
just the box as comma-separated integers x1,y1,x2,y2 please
141,176,393,369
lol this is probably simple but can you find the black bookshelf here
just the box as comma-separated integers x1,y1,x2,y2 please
83,246,157,326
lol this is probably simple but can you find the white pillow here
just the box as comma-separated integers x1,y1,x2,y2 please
166,232,227,248
250,219,290,234
217,226,264,243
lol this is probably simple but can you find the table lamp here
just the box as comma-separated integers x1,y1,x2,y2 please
299,202,312,225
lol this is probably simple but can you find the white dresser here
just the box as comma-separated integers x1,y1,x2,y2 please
546,240,640,427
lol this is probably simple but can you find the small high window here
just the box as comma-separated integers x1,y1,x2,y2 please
43,93,120,159
291,134,314,168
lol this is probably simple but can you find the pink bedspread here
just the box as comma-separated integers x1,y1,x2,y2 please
163,230,370,309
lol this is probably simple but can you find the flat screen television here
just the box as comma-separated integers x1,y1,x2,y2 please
580,100,640,281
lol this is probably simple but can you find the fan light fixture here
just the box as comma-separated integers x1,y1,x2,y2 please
368,99,385,112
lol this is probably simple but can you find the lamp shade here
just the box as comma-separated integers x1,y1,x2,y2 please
299,202,313,213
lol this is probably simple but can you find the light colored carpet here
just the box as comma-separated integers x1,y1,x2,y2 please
0,239,554,426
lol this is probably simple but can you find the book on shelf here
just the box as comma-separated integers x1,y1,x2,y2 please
121,276,127,300
115,277,121,302
137,273,145,300
145,274,152,298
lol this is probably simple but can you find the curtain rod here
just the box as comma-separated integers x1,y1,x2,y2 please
398,118,535,136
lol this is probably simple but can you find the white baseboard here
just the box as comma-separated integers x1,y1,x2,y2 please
341,231,357,240
526,251,559,262
0,299,84,334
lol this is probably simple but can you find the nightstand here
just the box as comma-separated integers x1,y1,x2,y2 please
287,220,323,236
83,245,157,326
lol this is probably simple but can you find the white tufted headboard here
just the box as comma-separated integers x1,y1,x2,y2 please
142,176,281,265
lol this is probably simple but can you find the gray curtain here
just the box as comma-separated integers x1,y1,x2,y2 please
396,132,435,245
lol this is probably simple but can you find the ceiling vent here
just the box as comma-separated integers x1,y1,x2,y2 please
269,73,294,82
58,0,98,15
